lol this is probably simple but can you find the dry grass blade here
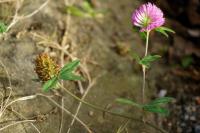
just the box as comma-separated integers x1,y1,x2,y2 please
0,120,36,131
37,94,92,133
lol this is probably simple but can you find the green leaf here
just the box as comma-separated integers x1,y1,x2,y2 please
0,22,7,33
59,60,82,81
116,98,142,108
155,26,175,38
60,60,80,75
82,1,94,13
143,105,169,116
159,26,175,33
59,73,82,81
155,28,168,37
147,97,174,106
42,76,58,92
66,6,89,17
139,55,161,68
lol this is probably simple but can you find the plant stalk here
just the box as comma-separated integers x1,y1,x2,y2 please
142,30,150,104
58,83,168,133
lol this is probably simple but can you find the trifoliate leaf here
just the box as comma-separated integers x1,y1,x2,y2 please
60,60,80,75
116,98,142,108
59,60,82,81
42,76,58,92
139,55,161,68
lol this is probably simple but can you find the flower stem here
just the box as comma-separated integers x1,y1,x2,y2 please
142,30,150,104
58,83,168,133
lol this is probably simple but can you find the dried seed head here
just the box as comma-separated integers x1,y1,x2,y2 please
35,53,60,82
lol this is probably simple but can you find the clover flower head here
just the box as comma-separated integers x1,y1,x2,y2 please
131,3,165,32
35,53,60,82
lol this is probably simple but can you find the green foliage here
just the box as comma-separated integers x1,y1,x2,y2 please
116,98,142,108
59,60,80,76
59,60,82,80
82,1,94,13
143,105,169,115
131,52,161,68
155,26,175,38
0,22,7,33
147,97,174,106
139,55,161,68
181,56,193,68
67,6,89,17
66,1,104,18
117,97,174,116
59,72,82,80
143,97,174,116
42,60,82,91
42,76,58,92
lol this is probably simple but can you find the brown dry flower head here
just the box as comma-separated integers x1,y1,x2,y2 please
35,53,60,82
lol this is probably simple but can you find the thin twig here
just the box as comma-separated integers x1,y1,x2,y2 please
36,94,92,133
0,95,37,118
10,108,41,133
58,97,64,133
22,0,50,19
0,60,13,119
0,120,36,131
6,0,21,32
116,120,130,133
0,0,16,3
6,0,50,32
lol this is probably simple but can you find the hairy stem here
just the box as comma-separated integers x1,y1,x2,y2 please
58,83,168,133
142,30,150,104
